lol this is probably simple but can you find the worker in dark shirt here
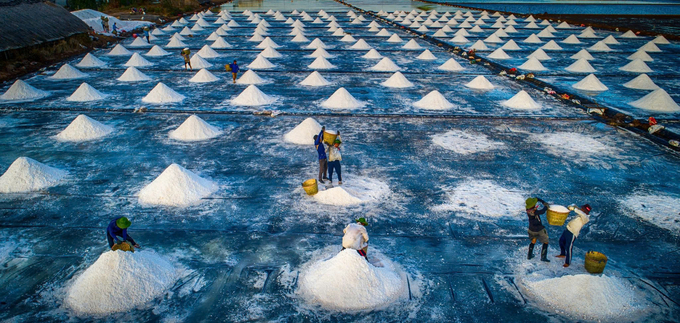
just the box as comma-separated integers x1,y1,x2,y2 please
106,217,141,249
525,197,550,262
313,126,328,183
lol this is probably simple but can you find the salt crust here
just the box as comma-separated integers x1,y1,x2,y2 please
531,132,609,156
432,130,504,154
620,193,680,234
432,179,525,220
169,115,222,141
138,163,218,207
55,114,113,142
0,157,67,193
284,117,321,145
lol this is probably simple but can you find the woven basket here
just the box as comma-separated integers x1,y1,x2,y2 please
112,241,135,252
302,179,318,196
547,206,570,226
584,251,608,274
323,130,338,146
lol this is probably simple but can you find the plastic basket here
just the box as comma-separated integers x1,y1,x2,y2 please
546,206,569,226
302,179,318,196
323,130,338,146
584,251,608,274
112,241,135,252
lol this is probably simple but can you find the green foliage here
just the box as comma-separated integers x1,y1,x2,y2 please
416,5,434,11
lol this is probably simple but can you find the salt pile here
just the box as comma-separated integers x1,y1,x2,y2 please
523,34,542,43
141,83,185,104
629,89,680,112
309,48,333,58
196,45,221,59
0,80,49,102
117,67,151,82
257,37,281,49
603,35,620,45
413,90,454,110
620,59,653,73
124,53,153,67
307,38,329,49
237,70,266,85
189,69,219,83
292,34,310,42
541,40,562,50
527,48,551,61
381,72,414,88
652,35,670,45
464,75,495,90
501,40,521,50
469,40,490,50
620,193,680,234
66,83,106,102
432,130,504,155
570,49,594,60
518,57,547,71
321,88,365,110
588,41,612,52
76,53,106,68
639,42,661,53
284,117,322,145
369,57,400,72
416,49,437,60
64,250,180,315
308,56,336,69
188,54,212,69
55,114,113,142
248,55,275,69
165,37,187,48
300,71,331,86
402,39,422,49
169,115,222,142
628,50,653,62
312,176,390,205
129,36,151,48
487,48,511,59
298,249,407,311
502,90,541,109
138,163,218,207
572,74,608,91
387,34,403,42
438,58,465,71
211,37,232,49
0,157,67,193
146,45,170,56
621,30,637,38
350,39,372,50
622,74,659,90
231,85,275,106
50,64,88,80
432,180,525,220
363,49,382,59
107,44,132,56
565,58,596,73
450,35,469,44
562,35,581,44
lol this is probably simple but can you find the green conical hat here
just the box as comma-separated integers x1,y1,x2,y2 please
116,217,131,229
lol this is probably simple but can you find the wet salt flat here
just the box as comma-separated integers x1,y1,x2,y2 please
1,0,680,322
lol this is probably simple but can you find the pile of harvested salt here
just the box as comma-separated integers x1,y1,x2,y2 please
230,85,275,106
321,88,365,110
118,67,152,82
284,117,322,145
169,115,222,141
142,83,185,104
502,90,541,110
413,90,454,110
0,80,49,102
138,163,218,207
50,64,88,80
0,157,67,193
299,71,331,87
189,69,219,83
66,83,107,102
381,72,414,88
464,75,495,90
55,114,113,142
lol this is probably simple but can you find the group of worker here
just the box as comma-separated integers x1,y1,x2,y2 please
179,50,241,84
313,126,343,185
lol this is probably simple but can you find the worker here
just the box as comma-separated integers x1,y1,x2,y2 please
228,60,240,83
556,204,592,268
181,48,192,70
342,218,369,259
312,126,328,184
106,216,141,250
143,27,150,43
111,22,118,35
327,137,342,185
525,197,550,262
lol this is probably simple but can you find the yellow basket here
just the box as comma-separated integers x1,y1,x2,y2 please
112,241,135,253
546,206,570,226
323,130,338,146
584,251,608,274
302,179,318,196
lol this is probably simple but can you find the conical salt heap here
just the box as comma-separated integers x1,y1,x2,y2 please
464,75,495,90
284,117,322,145
603,35,620,45
414,90,454,110
629,89,680,112
639,42,661,53
387,34,403,42
565,58,596,73
292,34,310,42
50,64,88,80
142,83,185,104
118,67,151,82
619,59,653,73
518,57,547,71
469,40,490,50
257,37,282,49
528,48,551,60
562,35,581,44
0,157,67,193
487,48,511,59
300,71,331,86
588,41,612,52
211,37,232,49
107,44,132,56
138,163,218,207
541,40,562,50
165,37,187,48
189,69,219,83
125,53,153,67
621,30,637,38
523,34,542,43
450,35,469,44
438,58,465,71
129,37,152,48
308,56,336,69
231,85,275,106
188,55,212,69
572,74,608,91
570,49,594,60
502,90,541,109
652,35,670,45
501,40,521,50
66,83,106,102
309,48,333,58
76,53,106,68
622,74,659,90
237,70,266,85
0,80,49,102
196,45,221,59
248,55,275,69
55,114,114,142
381,72,414,88
402,39,422,49
369,57,400,71
321,88,365,110
146,45,171,56
169,115,222,141
350,39,372,50
363,49,382,59
628,50,653,62
307,38,329,49
340,35,356,42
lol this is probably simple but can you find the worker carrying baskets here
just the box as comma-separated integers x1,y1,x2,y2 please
525,197,551,262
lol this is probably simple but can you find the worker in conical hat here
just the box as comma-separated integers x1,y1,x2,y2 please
327,137,342,185
228,60,240,84
181,48,192,70
341,218,369,259
556,204,592,268
106,216,141,250
525,197,551,262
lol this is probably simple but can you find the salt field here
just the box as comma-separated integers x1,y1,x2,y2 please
1,0,679,321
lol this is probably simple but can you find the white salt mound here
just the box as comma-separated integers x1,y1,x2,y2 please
432,179,525,220
76,53,106,68
381,72,414,88
620,193,680,234
565,58,596,73
0,157,67,193
196,45,221,59
107,44,132,56
118,67,151,82
312,176,390,205
464,75,495,90
142,83,185,104
169,115,222,141
300,71,331,86
432,130,503,155
231,85,275,106
50,64,88,79
146,45,170,57
321,88,365,110
629,89,680,112
55,114,113,142
370,57,400,72
188,54,212,69
402,39,422,49
438,58,465,71
570,49,594,60
298,249,407,311
622,74,659,90
138,163,218,207
65,250,180,315
124,53,153,67
237,70,267,85
518,57,547,71
572,74,608,91
189,69,219,83
66,83,106,102
502,90,541,109
487,48,511,60
308,56,336,69
414,90,454,110
363,49,382,59
0,80,49,102
248,55,275,69
619,59,653,73
284,117,322,145
416,49,437,60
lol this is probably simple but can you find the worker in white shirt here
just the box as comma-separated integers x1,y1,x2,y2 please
342,217,369,259
556,204,592,268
